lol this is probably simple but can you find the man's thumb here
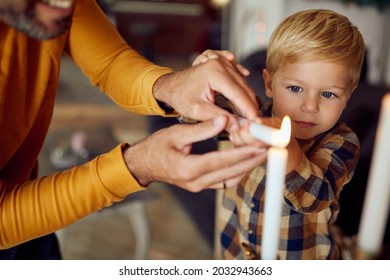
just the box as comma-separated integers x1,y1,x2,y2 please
178,115,228,145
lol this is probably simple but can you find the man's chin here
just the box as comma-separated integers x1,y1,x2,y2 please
31,28,68,40
15,17,70,40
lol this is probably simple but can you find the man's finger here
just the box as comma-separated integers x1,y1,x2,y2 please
175,115,228,145
186,147,267,190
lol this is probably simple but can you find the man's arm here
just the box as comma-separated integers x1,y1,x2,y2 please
0,144,140,249
67,0,260,122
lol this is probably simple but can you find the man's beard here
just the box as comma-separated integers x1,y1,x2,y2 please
0,9,71,40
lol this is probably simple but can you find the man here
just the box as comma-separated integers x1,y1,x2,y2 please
0,0,265,259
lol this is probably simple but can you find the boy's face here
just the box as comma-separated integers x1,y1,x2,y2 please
263,61,352,140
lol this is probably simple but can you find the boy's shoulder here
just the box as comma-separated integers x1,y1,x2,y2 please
323,122,359,143
307,122,360,154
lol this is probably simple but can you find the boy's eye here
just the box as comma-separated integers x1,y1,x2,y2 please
288,86,302,93
321,91,336,99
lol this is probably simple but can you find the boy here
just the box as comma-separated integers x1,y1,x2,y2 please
194,9,365,259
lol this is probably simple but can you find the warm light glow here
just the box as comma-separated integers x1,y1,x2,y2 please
255,20,267,47
276,116,291,148
255,34,267,46
255,21,267,33
210,0,231,8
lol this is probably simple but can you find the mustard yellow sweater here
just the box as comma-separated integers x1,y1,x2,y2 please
0,0,172,249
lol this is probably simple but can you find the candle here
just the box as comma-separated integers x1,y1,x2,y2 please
357,93,390,256
254,116,291,260
249,123,280,146
261,146,288,260
249,116,291,147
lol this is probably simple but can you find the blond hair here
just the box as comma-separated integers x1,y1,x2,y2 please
266,9,365,90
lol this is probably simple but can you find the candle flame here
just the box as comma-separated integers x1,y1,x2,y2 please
247,115,292,147
275,116,291,148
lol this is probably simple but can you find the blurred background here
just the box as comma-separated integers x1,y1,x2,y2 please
39,0,390,259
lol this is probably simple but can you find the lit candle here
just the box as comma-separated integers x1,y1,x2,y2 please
357,93,390,256
253,116,291,260
249,117,291,147
261,146,288,260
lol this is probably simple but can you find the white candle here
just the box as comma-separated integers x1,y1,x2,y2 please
357,93,390,256
252,116,291,260
249,116,291,147
249,123,280,146
261,146,288,260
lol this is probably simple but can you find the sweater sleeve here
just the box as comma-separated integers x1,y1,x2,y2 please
64,0,174,116
283,123,360,213
0,0,177,250
0,144,142,249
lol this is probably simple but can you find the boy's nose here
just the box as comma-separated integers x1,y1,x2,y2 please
300,96,319,113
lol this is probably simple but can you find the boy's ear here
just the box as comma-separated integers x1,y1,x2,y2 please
262,69,273,98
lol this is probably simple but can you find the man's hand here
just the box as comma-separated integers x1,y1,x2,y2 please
123,115,267,192
153,53,260,130
192,49,250,76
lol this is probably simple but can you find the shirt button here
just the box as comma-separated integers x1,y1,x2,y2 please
241,243,257,260
250,202,256,209
248,229,254,235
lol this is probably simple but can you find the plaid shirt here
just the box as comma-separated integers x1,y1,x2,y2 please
218,103,360,260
